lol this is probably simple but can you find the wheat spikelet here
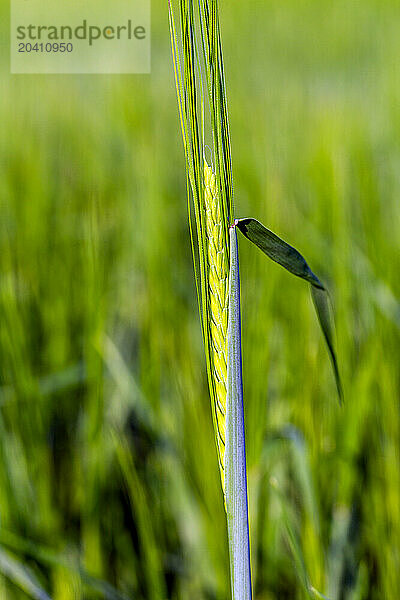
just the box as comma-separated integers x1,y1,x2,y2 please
204,161,229,491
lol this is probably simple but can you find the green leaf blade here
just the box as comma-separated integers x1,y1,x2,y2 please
235,218,323,289
236,217,342,402
310,285,343,403
0,547,52,600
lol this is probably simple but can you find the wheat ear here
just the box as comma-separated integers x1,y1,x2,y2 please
204,161,229,491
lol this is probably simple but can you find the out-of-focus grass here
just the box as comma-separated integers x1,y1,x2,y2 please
0,0,399,598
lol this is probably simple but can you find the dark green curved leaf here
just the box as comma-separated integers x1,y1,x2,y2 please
310,286,343,403
235,217,342,403
235,218,324,288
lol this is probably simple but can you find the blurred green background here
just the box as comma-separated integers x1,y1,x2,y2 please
1,0,400,598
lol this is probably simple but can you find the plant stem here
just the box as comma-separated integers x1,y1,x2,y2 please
225,225,252,600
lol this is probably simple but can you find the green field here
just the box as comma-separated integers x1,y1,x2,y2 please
1,1,400,598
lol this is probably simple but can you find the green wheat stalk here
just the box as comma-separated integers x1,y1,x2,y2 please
169,0,252,597
168,1,342,598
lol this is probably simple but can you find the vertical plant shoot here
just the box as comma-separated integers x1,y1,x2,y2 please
168,1,341,599
169,1,253,597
